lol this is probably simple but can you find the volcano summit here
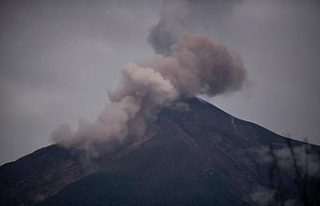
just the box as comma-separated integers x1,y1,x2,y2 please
1,98,319,206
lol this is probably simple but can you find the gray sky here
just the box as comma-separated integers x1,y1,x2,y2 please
1,0,320,165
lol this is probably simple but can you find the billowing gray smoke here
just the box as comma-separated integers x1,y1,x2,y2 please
147,0,189,55
52,1,247,158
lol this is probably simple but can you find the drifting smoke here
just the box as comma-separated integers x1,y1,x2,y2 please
147,0,190,55
52,0,247,157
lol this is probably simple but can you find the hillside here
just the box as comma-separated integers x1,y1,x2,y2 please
1,98,319,206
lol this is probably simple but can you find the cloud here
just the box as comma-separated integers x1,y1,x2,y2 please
52,34,247,157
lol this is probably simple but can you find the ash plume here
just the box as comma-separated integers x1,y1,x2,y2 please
51,0,247,157
147,0,190,55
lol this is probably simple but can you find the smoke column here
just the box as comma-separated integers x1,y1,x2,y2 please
147,0,189,55
51,0,247,157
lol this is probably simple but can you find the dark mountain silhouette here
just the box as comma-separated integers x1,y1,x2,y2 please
1,98,319,206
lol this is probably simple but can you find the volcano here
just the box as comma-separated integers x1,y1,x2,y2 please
1,98,319,206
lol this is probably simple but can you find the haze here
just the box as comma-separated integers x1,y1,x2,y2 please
1,0,320,164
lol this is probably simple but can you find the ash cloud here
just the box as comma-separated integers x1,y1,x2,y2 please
52,0,247,157
147,0,190,55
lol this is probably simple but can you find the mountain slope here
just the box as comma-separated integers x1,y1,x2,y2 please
38,129,248,206
1,98,319,206
0,145,86,205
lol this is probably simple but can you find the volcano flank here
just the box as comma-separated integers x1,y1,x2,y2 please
1,98,319,206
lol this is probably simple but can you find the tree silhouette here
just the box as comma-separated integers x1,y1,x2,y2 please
269,138,320,206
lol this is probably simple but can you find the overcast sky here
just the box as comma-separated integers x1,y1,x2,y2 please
1,0,320,165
